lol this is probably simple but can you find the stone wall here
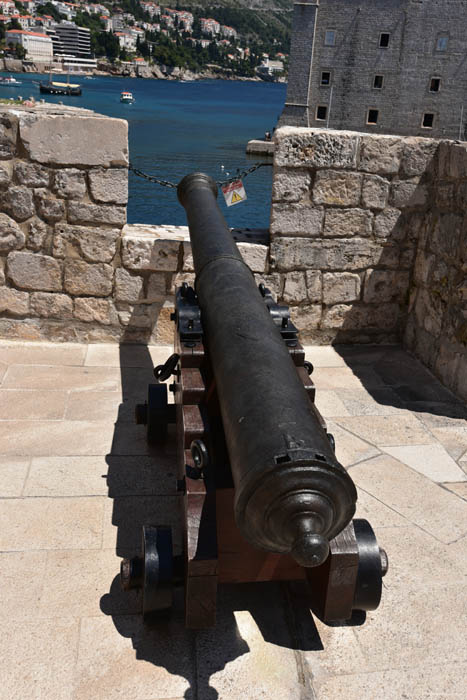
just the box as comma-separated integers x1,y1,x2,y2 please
0,103,269,344
270,126,467,400
0,106,465,400
405,141,467,399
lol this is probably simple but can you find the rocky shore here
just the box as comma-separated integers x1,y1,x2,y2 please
0,57,285,83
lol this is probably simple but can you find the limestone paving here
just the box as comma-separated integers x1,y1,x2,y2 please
0,340,465,700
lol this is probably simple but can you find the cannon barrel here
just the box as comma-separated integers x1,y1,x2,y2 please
177,173,358,568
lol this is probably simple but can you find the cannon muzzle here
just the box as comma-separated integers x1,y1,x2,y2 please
177,172,358,568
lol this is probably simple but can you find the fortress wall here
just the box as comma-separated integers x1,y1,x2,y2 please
0,105,269,346
270,126,467,400
0,107,465,399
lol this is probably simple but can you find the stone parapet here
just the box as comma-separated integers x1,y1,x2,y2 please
270,126,466,401
0,110,465,401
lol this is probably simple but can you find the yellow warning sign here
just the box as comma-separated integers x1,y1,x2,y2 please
221,179,247,206
231,190,243,204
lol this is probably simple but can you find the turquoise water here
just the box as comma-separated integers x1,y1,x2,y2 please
0,73,286,227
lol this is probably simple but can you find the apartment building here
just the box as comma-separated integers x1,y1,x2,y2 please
5,29,53,60
279,0,467,139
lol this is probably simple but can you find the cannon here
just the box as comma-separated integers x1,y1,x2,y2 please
121,172,388,628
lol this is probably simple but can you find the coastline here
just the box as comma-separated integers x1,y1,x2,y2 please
0,57,286,84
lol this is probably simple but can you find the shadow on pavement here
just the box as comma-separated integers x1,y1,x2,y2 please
100,342,327,699
333,344,467,420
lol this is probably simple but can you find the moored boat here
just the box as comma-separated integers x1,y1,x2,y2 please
39,77,81,96
0,75,22,86
120,91,134,103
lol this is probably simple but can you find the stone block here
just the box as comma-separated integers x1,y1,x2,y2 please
438,141,467,178
19,113,128,167
322,302,399,330
34,189,65,223
181,241,193,271
64,260,113,297
7,251,62,292
436,181,456,209
0,114,18,159
430,214,463,259
14,161,49,188
88,168,128,204
270,203,323,236
359,135,403,175
272,168,311,202
0,213,25,252
253,272,282,300
414,288,444,336
0,186,35,222
323,272,361,304
363,269,410,303
361,174,390,209
323,208,372,237
274,127,359,169
400,138,439,177
290,303,322,332
270,237,384,272
390,180,428,208
30,292,72,319
118,304,153,328
313,170,362,207
0,287,29,315
121,233,180,272
54,224,119,263
0,164,10,188
114,268,144,303
27,217,48,252
305,270,322,302
67,202,126,226
74,297,118,325
52,169,86,200
374,207,403,240
283,271,307,303
236,242,268,272
169,272,195,294
146,273,167,301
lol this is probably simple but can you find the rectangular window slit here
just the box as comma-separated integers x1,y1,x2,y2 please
321,71,331,86
379,33,390,48
324,30,335,46
367,109,379,124
437,36,448,51
316,105,327,120
373,75,384,89
430,78,440,92
422,113,434,128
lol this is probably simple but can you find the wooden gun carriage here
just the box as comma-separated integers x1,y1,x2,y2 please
121,173,388,628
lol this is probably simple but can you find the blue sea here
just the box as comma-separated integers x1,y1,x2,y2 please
0,72,286,227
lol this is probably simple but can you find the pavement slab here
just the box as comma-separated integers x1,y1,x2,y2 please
0,340,466,700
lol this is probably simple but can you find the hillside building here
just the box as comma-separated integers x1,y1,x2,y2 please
49,22,92,57
5,29,53,60
279,0,467,139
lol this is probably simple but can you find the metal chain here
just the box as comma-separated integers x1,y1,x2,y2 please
128,161,272,189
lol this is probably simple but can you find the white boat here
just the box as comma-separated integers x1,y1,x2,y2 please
0,75,22,86
120,91,134,103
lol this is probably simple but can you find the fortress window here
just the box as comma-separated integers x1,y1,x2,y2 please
430,77,441,92
367,109,379,124
379,33,390,48
373,75,384,89
436,36,448,51
316,105,328,121
324,30,336,46
422,113,434,128
321,71,331,86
